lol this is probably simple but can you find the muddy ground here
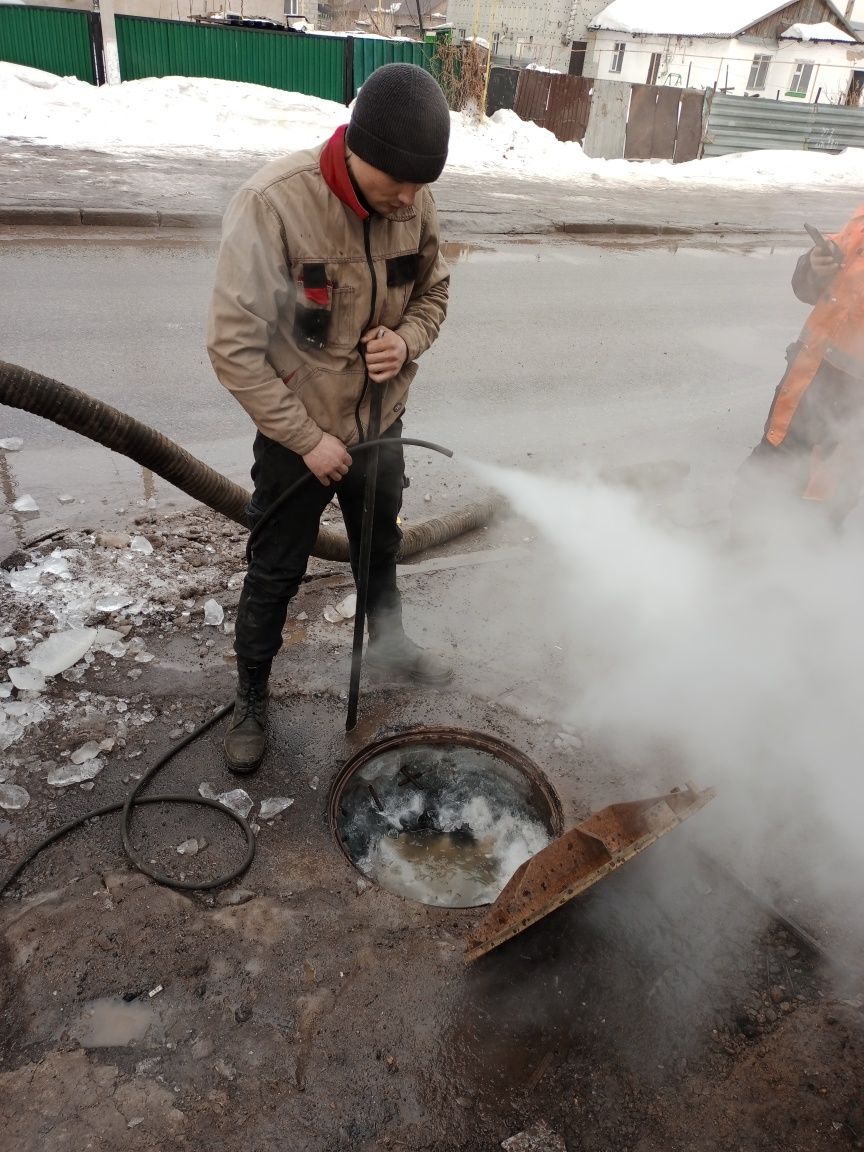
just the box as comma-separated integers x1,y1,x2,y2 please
1,507,862,1151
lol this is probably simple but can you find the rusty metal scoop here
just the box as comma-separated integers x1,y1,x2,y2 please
465,785,715,962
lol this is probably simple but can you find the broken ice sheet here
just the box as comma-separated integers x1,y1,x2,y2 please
48,759,104,787
28,628,97,676
0,437,23,451
323,594,356,623
203,599,224,626
217,789,253,819
198,783,253,819
259,797,294,820
0,783,30,810
57,493,76,505
11,494,38,513
8,666,46,693
129,535,154,555
176,837,206,856
70,739,113,765
0,637,16,654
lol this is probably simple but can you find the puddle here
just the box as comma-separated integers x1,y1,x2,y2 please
332,732,560,909
68,996,159,1048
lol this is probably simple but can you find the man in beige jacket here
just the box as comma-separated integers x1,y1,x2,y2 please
208,64,453,773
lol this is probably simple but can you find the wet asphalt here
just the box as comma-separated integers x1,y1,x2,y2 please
1,230,812,543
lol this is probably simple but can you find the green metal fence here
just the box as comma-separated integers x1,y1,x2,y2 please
351,35,435,99
115,17,345,103
0,5,97,84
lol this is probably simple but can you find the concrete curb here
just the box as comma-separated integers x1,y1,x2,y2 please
0,206,222,229
0,204,796,237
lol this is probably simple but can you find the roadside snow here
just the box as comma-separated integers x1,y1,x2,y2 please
1,61,863,189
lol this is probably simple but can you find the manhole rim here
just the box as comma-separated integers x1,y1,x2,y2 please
328,726,565,903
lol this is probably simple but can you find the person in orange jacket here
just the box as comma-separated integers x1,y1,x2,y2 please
739,205,864,524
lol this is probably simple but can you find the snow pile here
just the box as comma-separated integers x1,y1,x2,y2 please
780,21,856,42
591,0,790,37
2,61,864,188
0,64,343,153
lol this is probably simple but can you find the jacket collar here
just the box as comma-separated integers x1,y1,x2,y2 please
320,127,418,224
320,126,369,221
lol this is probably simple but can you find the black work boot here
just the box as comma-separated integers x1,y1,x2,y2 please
223,659,271,774
366,615,453,686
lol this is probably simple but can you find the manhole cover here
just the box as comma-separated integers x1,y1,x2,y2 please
329,729,563,909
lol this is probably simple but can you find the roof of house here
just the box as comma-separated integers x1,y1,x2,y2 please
590,0,852,39
780,19,856,41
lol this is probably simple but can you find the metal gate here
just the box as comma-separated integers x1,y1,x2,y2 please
114,16,345,103
0,4,101,84
623,84,706,163
514,70,592,143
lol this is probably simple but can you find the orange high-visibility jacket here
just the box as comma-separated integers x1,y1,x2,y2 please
766,204,864,448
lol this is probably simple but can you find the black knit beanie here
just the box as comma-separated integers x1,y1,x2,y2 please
347,63,450,184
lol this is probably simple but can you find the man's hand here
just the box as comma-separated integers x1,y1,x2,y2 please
361,326,408,383
809,246,842,278
303,432,352,486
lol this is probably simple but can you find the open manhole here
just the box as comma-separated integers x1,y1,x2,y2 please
329,729,563,909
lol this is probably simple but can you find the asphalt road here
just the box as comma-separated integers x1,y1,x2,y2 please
2,141,862,235
0,230,813,541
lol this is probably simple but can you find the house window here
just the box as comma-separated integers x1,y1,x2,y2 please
646,51,661,84
492,31,500,55
747,54,771,90
284,0,299,14
610,41,626,73
788,61,814,97
458,27,466,40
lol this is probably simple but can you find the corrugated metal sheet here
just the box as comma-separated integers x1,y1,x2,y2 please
703,94,864,155
351,35,434,98
115,17,344,103
0,5,96,83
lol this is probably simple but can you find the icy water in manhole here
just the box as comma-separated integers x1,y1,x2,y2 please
333,736,560,908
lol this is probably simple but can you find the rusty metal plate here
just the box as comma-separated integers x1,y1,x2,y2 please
465,785,716,963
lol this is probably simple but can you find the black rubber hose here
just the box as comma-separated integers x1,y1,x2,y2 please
0,703,256,900
0,360,500,562
246,436,454,563
0,441,454,903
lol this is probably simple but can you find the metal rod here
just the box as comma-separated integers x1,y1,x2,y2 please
346,380,383,732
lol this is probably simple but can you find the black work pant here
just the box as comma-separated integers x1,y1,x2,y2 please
235,422,405,667
735,359,864,525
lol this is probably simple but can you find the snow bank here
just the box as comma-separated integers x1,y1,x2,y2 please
2,61,864,190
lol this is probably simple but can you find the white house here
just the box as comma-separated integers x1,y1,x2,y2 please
587,0,864,104
446,0,610,71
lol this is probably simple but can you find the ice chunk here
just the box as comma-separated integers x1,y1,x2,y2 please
57,493,76,505
259,797,294,820
203,599,224,626
70,740,103,765
216,789,253,819
198,782,219,801
336,593,356,620
47,759,104,786
0,437,23,452
28,628,97,676
11,494,39,513
0,783,30,810
323,605,342,624
0,637,16,654
0,683,12,699
129,535,153,555
176,837,206,856
8,666,46,692
93,628,124,648
93,593,134,612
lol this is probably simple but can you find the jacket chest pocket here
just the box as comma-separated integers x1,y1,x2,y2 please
379,252,419,330
293,262,357,350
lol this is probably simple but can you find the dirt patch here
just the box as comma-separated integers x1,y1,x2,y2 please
0,515,862,1151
